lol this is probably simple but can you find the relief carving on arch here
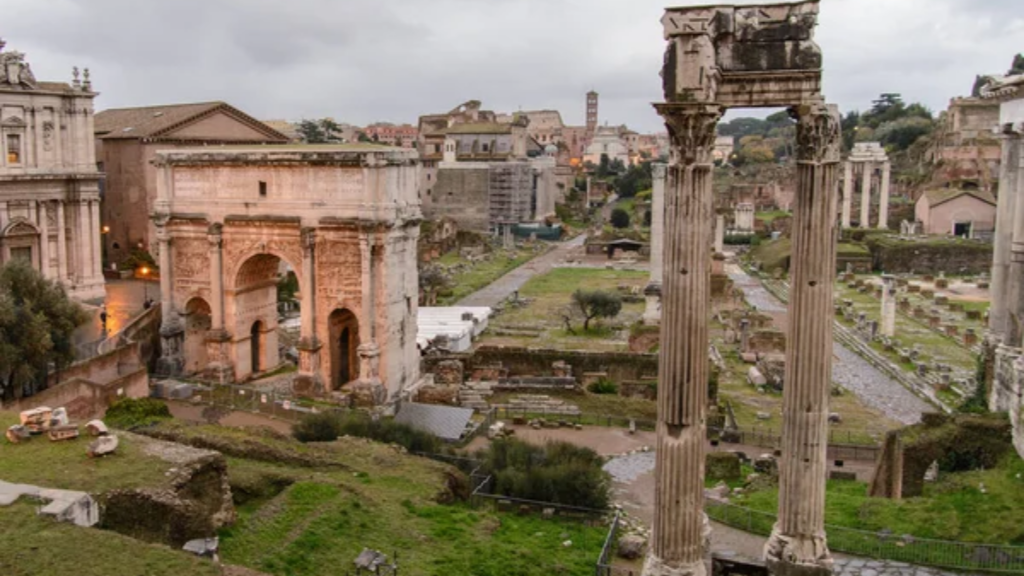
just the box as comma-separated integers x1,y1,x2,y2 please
224,236,302,281
172,237,211,281
316,237,362,305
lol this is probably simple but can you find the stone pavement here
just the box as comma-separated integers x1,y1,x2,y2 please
456,233,588,307
831,557,965,576
727,264,931,426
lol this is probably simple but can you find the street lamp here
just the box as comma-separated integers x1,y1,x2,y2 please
139,266,150,302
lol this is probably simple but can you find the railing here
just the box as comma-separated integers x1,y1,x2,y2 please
706,500,1024,574
595,511,634,576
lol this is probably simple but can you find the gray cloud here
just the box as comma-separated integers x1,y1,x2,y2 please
3,0,1020,132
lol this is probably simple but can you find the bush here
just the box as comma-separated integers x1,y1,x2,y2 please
476,439,610,509
610,208,630,229
292,410,445,454
587,378,619,395
724,234,756,245
104,398,172,429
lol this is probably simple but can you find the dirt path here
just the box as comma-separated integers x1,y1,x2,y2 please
456,234,588,307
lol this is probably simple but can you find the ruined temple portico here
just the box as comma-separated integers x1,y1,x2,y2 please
153,146,422,404
649,3,838,575
841,142,891,229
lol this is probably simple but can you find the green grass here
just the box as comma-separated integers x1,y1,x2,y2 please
756,210,790,224
437,246,543,305
0,413,172,494
747,237,792,272
482,268,649,352
732,455,1024,544
0,502,220,576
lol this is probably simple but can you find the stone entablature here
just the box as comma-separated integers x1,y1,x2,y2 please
0,38,103,300
842,142,891,229
153,145,422,404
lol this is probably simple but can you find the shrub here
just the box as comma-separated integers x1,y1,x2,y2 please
292,410,445,454
610,208,631,229
104,398,172,429
587,378,619,395
476,439,610,509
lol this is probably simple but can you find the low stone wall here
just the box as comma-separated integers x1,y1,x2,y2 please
991,344,1024,459
2,342,148,419
867,237,993,275
422,345,658,385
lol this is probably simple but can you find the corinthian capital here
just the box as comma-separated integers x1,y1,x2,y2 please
791,100,841,164
653,103,722,166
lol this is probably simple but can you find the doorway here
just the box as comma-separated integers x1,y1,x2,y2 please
250,321,262,375
328,309,360,390
953,222,971,238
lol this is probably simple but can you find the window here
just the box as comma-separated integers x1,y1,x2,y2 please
6,134,21,164
10,246,31,263
482,143,489,152
258,181,267,197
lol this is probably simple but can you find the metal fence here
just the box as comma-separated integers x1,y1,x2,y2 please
594,511,640,576
706,500,1024,574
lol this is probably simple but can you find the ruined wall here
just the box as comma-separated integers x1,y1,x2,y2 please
992,346,1024,459
426,165,491,233
423,346,659,384
866,237,993,274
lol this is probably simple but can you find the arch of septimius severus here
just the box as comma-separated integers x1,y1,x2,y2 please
646,2,840,576
152,146,422,405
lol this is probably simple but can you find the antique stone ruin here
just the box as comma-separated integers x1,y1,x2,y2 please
984,68,1024,459
152,146,422,406
648,2,839,575
841,142,891,229
644,162,667,325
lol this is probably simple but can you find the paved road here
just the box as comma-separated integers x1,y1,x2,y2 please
456,234,588,307
727,264,932,426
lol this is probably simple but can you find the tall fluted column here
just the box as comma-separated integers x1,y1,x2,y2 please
990,130,1020,341
155,221,184,376
37,201,50,279
296,228,322,391
644,163,667,325
78,200,91,282
1006,127,1024,347
90,199,102,280
859,161,872,228
643,102,721,576
881,274,897,338
205,223,233,382
878,161,891,229
353,229,384,405
764,100,840,576
841,161,853,228
56,201,67,283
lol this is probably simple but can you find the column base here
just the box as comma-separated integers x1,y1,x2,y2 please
156,325,185,377
641,554,706,576
643,282,662,326
294,338,323,397
764,526,833,576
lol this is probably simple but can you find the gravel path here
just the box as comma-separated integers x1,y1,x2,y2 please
456,234,588,307
727,264,931,426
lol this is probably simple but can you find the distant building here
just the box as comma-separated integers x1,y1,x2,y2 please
583,126,630,166
94,101,288,264
261,119,302,142
929,97,1002,192
0,39,104,300
915,188,996,238
362,122,417,148
586,91,599,135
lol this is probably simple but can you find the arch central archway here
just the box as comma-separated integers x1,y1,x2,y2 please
328,308,360,389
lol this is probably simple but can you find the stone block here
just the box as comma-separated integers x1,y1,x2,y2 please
935,278,949,289
907,284,921,293
747,367,767,387
740,352,758,364
433,360,464,386
922,289,935,299
934,295,948,305
706,451,742,482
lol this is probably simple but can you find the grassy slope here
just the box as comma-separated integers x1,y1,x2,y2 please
483,267,649,352
733,455,1024,544
0,413,171,493
0,502,220,576
151,423,607,576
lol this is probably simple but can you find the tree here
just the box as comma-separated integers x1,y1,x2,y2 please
596,153,612,178
566,289,622,333
357,131,373,143
0,261,89,401
613,162,652,199
610,207,631,229
875,116,934,151
296,118,343,144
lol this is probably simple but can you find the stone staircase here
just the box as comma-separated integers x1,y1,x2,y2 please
458,381,494,412
495,394,581,416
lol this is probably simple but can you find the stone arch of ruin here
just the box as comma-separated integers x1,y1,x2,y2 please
646,2,840,575
152,146,422,405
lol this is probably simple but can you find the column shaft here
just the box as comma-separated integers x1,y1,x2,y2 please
38,201,50,278
644,103,721,576
90,199,102,279
1008,132,1024,347
297,228,322,388
78,200,91,282
765,102,840,575
651,163,666,285
157,227,173,327
209,229,225,330
56,200,67,282
841,161,852,228
859,162,872,228
991,133,1020,340
878,162,891,229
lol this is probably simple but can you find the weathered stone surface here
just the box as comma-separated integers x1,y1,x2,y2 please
618,534,647,560
86,419,109,436
87,435,119,457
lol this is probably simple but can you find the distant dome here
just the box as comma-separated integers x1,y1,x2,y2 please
544,144,558,155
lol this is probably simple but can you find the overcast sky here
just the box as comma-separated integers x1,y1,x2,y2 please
4,0,1021,132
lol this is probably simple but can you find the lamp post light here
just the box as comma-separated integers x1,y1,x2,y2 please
139,266,150,302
